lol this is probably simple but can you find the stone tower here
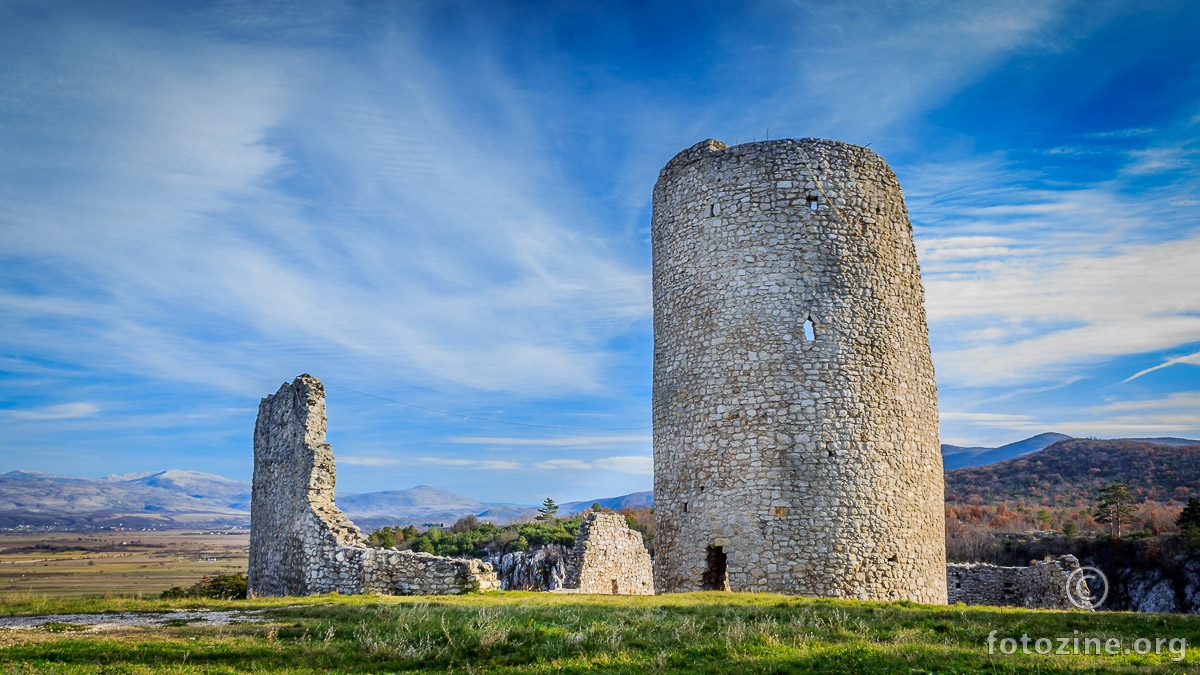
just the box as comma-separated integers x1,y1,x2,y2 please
651,138,946,603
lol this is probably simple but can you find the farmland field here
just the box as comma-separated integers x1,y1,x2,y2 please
0,530,248,598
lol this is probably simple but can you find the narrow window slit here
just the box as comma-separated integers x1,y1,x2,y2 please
803,318,815,342
807,196,819,210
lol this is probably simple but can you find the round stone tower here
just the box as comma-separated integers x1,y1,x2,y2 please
652,138,946,603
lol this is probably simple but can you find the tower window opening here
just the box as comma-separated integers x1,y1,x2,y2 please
807,196,819,210
803,318,815,342
611,579,619,594
683,502,688,513
702,546,729,591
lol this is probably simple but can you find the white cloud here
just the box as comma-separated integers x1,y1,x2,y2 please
531,455,652,474
593,456,653,475
338,456,399,467
1123,349,1200,383
0,11,652,399
5,402,100,421
927,234,1200,385
942,393,1200,445
781,2,1073,139
940,412,1035,425
535,459,593,471
450,435,650,447
414,458,522,471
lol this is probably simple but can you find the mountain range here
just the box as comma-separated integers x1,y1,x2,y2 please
3,433,1196,529
0,470,652,531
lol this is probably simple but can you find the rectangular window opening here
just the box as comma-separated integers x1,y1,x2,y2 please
803,318,815,342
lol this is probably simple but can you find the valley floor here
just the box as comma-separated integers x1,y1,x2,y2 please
0,592,1198,673
0,530,248,598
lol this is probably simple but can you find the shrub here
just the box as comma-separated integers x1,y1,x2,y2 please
161,573,247,600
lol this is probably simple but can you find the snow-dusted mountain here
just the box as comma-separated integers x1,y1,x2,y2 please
0,470,634,529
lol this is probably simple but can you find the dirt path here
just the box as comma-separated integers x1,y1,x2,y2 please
0,609,265,631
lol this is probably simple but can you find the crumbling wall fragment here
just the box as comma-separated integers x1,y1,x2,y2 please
947,556,1086,610
248,374,497,597
563,512,654,595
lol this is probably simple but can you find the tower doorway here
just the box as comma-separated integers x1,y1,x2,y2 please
701,546,729,591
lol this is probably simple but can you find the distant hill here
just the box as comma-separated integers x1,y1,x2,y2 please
941,433,1072,470
945,438,1200,506
0,470,652,530
0,470,251,529
561,491,654,515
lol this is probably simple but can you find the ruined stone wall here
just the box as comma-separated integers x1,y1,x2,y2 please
248,374,498,597
564,513,655,595
364,549,499,595
947,556,1083,610
651,139,946,602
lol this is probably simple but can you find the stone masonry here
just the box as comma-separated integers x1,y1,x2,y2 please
947,556,1086,610
248,374,498,597
563,512,655,595
652,139,946,602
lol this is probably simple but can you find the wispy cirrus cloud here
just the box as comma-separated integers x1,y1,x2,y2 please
535,455,652,475
4,403,100,421
414,458,522,471
1123,350,1200,383
338,457,400,467
450,435,650,447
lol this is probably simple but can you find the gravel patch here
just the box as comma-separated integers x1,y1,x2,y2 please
0,610,266,631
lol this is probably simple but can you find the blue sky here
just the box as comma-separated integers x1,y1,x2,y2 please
2,1,1198,504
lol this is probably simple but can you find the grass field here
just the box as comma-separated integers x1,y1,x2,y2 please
1,591,1199,673
0,531,248,598
0,532,1197,672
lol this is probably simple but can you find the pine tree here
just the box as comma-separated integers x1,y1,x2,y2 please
1094,482,1137,540
536,497,559,521
1177,497,1200,548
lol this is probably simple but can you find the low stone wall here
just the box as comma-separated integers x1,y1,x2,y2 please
365,549,499,595
248,375,498,597
947,556,1083,610
564,512,655,595
490,545,568,592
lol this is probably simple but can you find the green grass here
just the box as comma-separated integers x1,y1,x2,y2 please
2,592,1200,673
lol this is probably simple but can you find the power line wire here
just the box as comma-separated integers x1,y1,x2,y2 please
323,381,650,432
